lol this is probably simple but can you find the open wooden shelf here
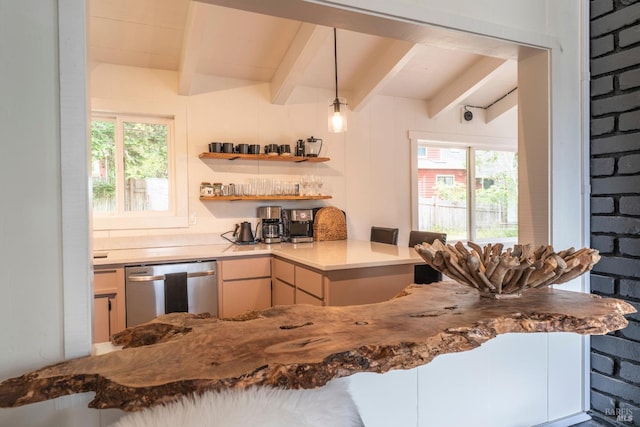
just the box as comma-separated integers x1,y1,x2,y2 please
199,152,330,163
200,195,332,202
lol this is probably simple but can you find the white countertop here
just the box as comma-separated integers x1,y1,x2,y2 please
93,240,423,271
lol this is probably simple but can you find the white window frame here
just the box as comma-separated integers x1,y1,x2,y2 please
409,131,517,243
91,98,188,230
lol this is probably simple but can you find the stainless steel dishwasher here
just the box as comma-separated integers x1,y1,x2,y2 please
125,260,217,327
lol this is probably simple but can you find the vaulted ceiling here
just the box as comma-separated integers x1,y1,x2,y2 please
88,0,518,122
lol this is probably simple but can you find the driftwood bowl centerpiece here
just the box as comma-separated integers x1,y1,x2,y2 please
414,240,600,299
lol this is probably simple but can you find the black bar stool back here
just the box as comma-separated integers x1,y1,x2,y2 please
409,231,447,284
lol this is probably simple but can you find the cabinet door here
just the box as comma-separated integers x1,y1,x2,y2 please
93,296,111,343
94,268,125,334
221,278,271,318
273,278,295,306
295,288,323,306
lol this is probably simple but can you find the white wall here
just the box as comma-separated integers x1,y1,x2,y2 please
0,0,65,378
0,0,101,426
90,64,516,247
0,1,587,426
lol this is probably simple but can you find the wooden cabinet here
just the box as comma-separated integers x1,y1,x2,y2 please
324,265,414,306
272,257,325,306
219,257,271,318
272,256,415,307
93,267,125,343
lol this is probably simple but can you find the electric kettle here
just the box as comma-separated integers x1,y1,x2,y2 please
234,221,256,244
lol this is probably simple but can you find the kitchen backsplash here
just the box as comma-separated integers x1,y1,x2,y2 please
93,233,227,251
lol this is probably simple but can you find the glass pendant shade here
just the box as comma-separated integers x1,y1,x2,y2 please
328,97,348,133
328,28,347,133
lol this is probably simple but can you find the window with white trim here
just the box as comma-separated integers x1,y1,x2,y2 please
411,136,518,243
90,111,188,230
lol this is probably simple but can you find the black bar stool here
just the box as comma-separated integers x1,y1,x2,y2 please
370,226,399,245
409,230,447,284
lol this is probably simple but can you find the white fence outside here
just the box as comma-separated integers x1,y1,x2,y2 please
418,198,515,234
92,178,168,212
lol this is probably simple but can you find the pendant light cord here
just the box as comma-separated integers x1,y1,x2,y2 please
333,27,339,100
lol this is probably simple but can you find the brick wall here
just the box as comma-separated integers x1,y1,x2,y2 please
590,0,640,425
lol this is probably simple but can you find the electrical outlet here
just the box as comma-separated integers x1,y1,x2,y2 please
189,212,197,225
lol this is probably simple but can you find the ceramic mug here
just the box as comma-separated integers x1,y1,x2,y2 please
236,144,249,154
209,142,223,153
248,144,261,154
265,144,279,155
222,142,234,153
279,144,291,156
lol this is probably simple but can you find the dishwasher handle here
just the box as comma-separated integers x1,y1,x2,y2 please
127,270,216,282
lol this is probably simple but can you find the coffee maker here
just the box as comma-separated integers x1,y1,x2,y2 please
282,209,314,243
257,206,282,243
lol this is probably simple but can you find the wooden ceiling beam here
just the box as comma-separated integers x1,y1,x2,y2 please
178,2,208,96
349,40,419,112
270,24,331,105
428,56,506,119
485,88,518,123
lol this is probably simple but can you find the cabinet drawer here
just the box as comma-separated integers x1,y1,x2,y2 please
295,266,323,299
273,258,294,284
296,288,323,306
222,257,271,280
273,278,295,306
221,278,271,317
94,269,118,293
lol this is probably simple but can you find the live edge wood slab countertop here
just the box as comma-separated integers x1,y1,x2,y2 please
0,281,634,411
93,239,424,271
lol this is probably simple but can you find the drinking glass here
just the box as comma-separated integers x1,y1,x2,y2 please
257,178,267,196
245,178,257,196
313,176,323,195
300,175,311,196
274,180,283,195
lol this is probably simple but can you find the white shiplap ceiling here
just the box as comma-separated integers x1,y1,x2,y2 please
88,0,518,121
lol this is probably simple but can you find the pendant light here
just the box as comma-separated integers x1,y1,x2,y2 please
328,27,347,133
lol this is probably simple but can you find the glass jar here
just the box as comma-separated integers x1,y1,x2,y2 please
200,182,213,197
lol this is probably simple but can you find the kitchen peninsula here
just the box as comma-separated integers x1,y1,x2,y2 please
93,239,424,335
